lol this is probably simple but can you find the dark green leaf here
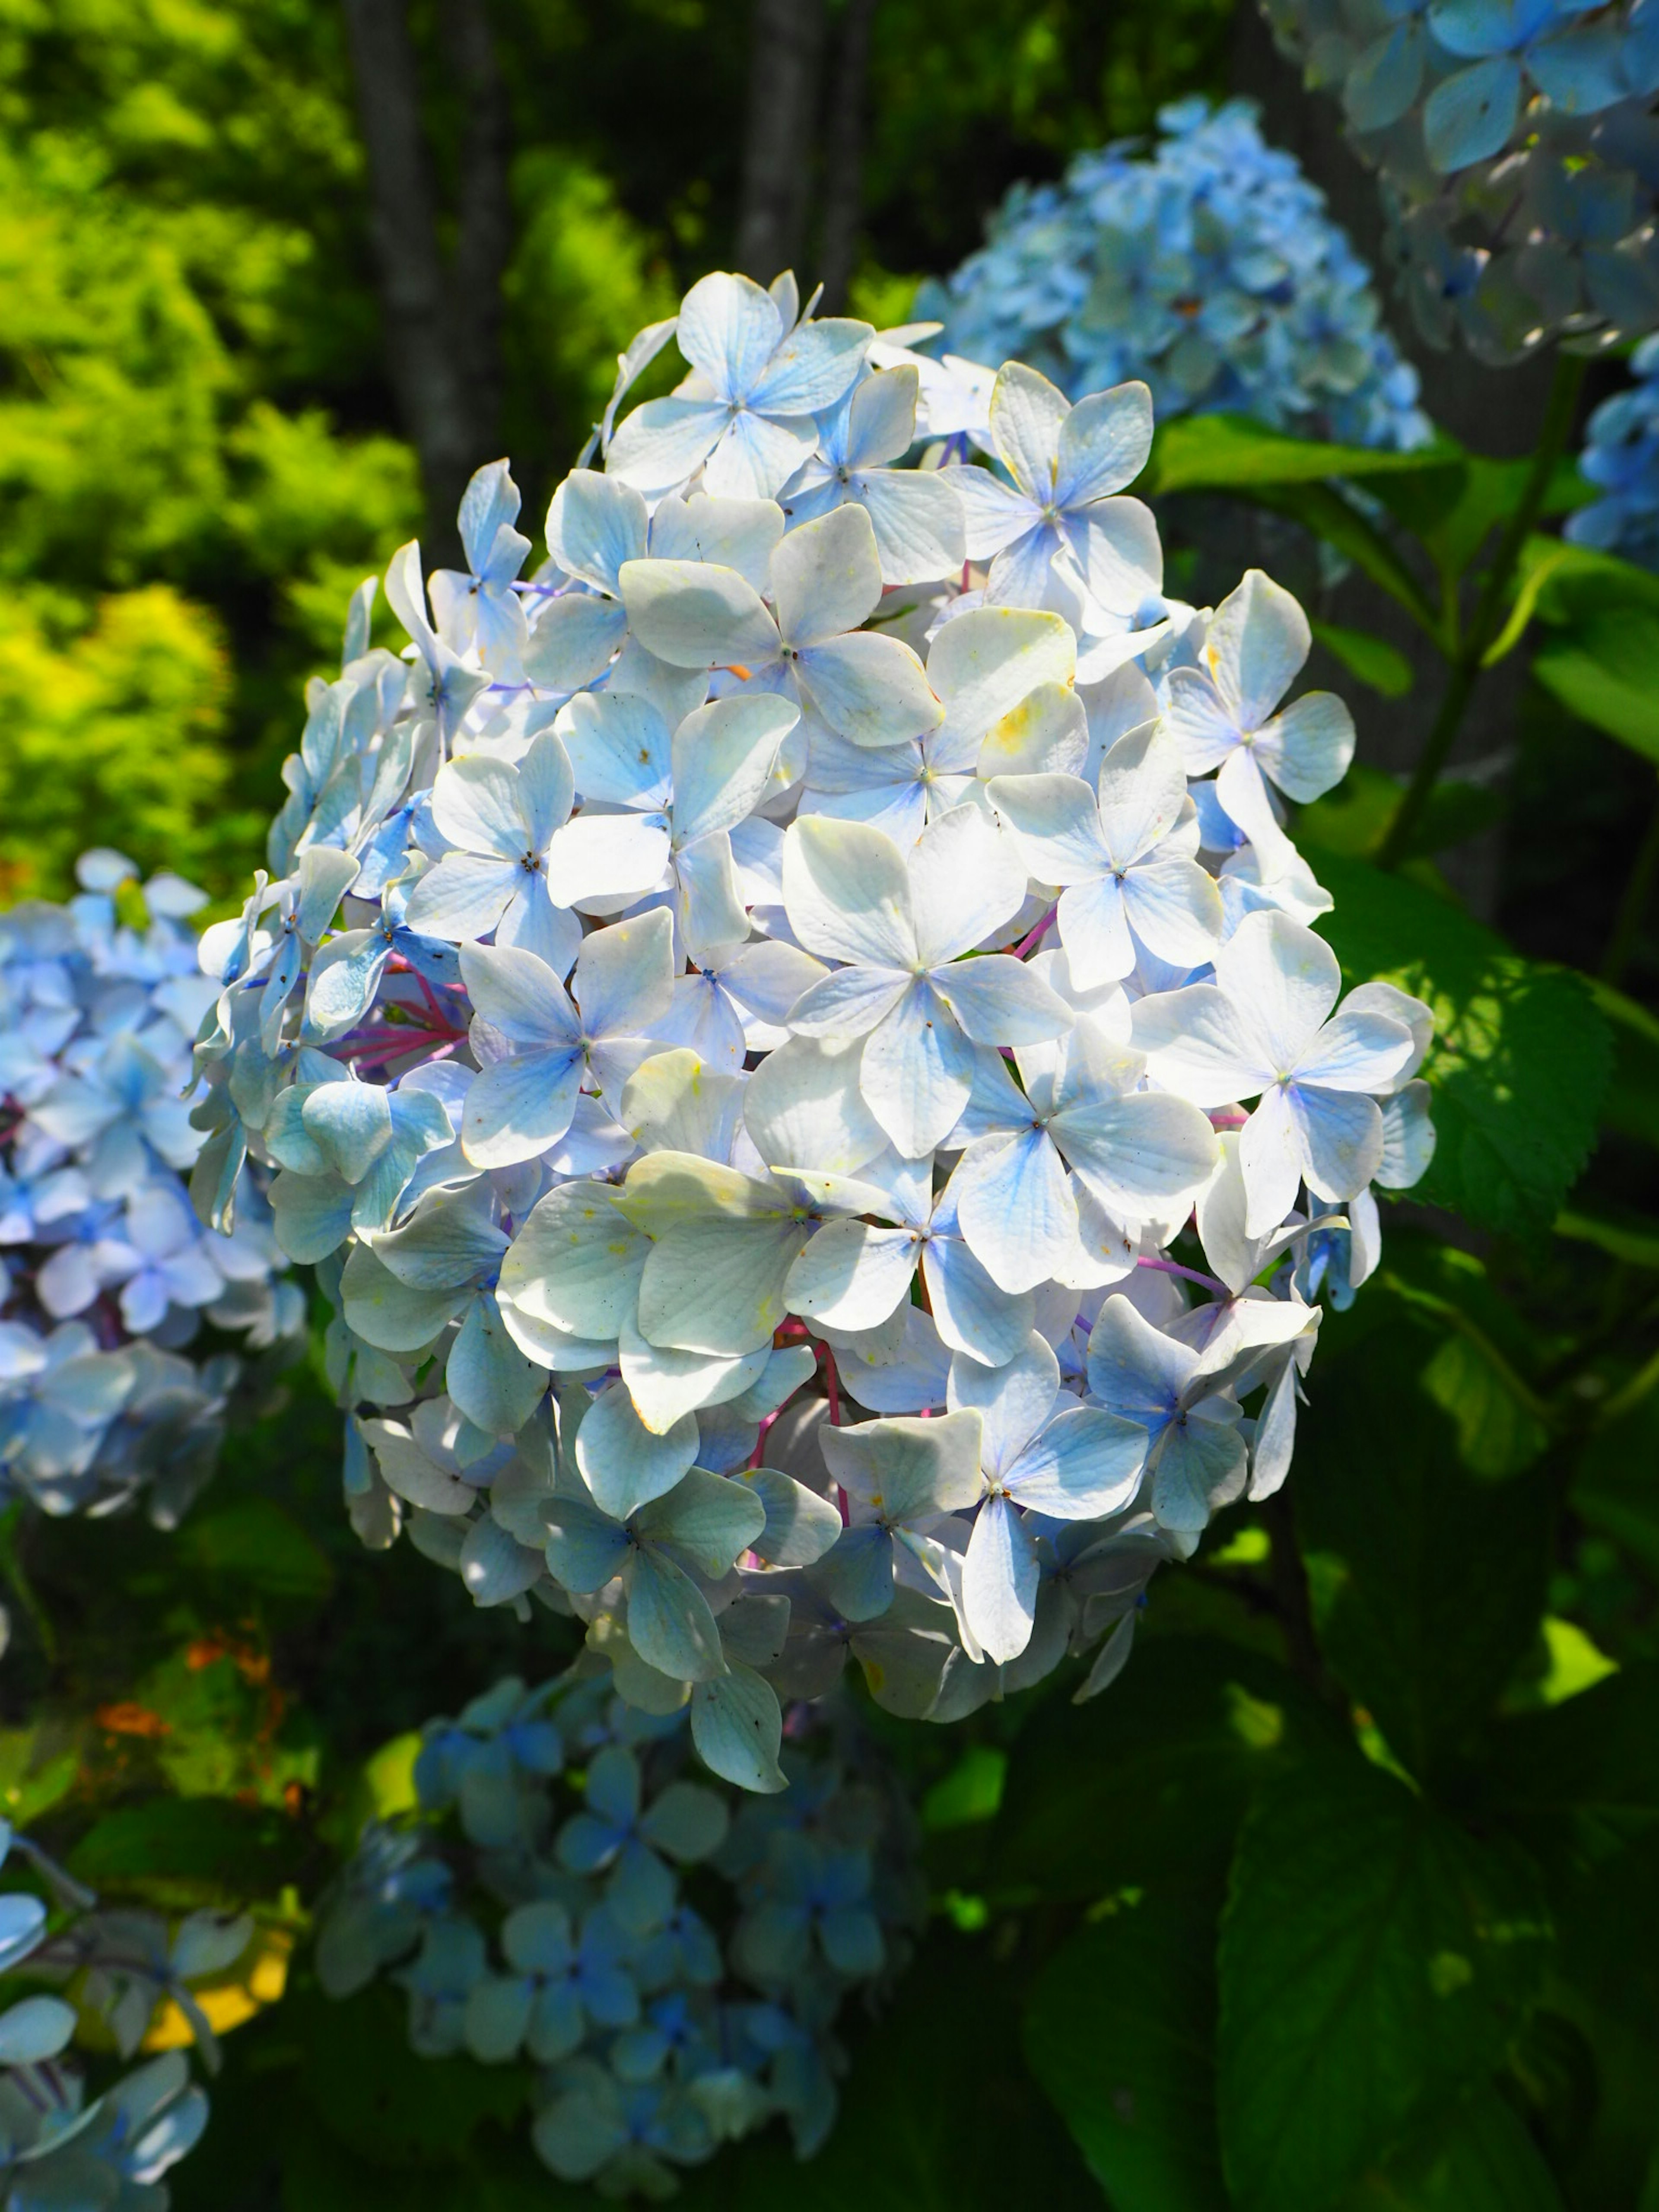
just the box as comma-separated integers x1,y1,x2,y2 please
297,1983,529,2168
177,1497,336,1603
1298,765,1503,864
68,1796,307,1902
1533,609,1659,765
992,1638,1343,1901
1314,855,1611,1234
1589,976,1659,1147
674,1928,1103,2211
1572,1392,1659,1582
1341,2091,1567,2210
1024,1890,1229,2212
1217,1753,1554,2212
1296,1310,1554,1777
1310,621,1414,699
1473,1664,1659,1861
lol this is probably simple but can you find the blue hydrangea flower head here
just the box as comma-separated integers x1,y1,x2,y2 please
0,858,303,1551
1567,331,1659,565
1261,0,1659,354
920,98,1432,449
318,1673,919,2188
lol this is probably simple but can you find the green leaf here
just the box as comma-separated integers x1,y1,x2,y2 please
1295,1304,1555,1777
1023,1890,1229,2212
1572,1391,1659,1581
1137,413,1460,496
1341,2091,1567,2210
1310,621,1414,698
1217,1753,1554,2212
673,1928,1103,2211
1588,978,1659,1146
1555,1207,1659,1268
1473,1663,1659,1862
1298,765,1504,865
68,1796,306,1903
1314,855,1611,1234
297,1983,529,2169
992,1637,1342,1901
177,1497,336,1603
1532,608,1659,765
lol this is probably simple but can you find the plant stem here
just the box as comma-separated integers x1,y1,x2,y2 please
1601,770,1659,988
1378,350,1586,870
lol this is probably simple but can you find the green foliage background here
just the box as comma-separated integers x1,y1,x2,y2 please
4,4,1659,2211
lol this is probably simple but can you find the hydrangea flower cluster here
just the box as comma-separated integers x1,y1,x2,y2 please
0,856,303,1539
917,98,1431,450
0,1819,240,2206
191,270,1436,1793
1260,0,1659,357
1568,331,1659,566
317,1671,918,2193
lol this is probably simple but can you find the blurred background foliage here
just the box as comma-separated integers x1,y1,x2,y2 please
0,0,1231,900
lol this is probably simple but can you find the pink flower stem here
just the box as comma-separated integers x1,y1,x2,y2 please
1138,1254,1230,1297
1011,904,1058,960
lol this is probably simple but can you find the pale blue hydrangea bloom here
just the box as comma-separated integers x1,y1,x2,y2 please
194,271,1435,1786
921,99,1431,448
1262,0,1659,355
0,1822,229,2207
1568,332,1659,566
317,1673,918,2191
0,857,303,1544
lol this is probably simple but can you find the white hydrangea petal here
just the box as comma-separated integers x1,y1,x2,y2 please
932,957,1074,1048
1120,856,1225,969
606,396,730,495
1214,912,1341,1074
546,812,672,909
988,771,1110,882
1205,569,1310,730
559,691,673,808
402,852,517,941
796,632,944,749
770,503,882,645
1007,1404,1146,1519
461,1048,583,1170
671,693,798,844
782,816,919,966
955,1129,1080,1296
783,1218,916,1329
1239,1083,1306,1237
859,981,976,1158
705,408,820,501
908,803,1029,966
1055,874,1136,987
1292,1085,1386,1205
1054,381,1154,505
618,558,780,670
852,467,966,585
546,468,649,593
941,463,1041,559
1253,691,1356,802
988,361,1070,499
962,1491,1039,1664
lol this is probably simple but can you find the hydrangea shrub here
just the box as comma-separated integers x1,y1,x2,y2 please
0,855,302,1550
0,1821,244,2206
192,268,1435,1796
1261,0,1659,356
1568,331,1659,568
918,97,1431,451
318,1670,917,2193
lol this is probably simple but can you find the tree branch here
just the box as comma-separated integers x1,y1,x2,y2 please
736,0,825,284
818,0,875,312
